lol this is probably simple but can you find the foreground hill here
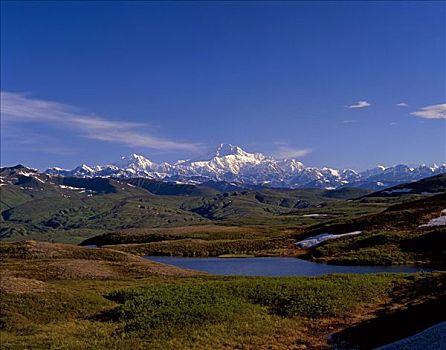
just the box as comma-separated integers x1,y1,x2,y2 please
0,240,198,283
1,240,444,349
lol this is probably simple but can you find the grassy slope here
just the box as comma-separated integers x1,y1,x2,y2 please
0,241,444,350
0,181,209,242
300,193,446,266
2,171,445,265
1,174,385,244
103,237,295,257
362,173,446,197
81,225,279,245
81,194,445,265
81,225,297,257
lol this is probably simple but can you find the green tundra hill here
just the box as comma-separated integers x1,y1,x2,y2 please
1,165,445,266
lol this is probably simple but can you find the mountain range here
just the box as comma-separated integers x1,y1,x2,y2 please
45,144,445,190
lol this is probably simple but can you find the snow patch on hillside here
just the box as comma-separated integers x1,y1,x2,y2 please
295,231,362,248
383,188,412,194
59,185,86,191
418,209,446,227
302,214,328,217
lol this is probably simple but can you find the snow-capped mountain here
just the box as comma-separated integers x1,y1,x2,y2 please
44,144,446,189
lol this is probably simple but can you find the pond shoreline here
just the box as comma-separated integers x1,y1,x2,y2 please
144,255,434,277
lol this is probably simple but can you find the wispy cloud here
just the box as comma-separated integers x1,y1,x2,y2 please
342,119,357,124
273,146,312,159
347,100,371,109
0,91,202,152
1,124,77,156
410,103,446,120
396,102,408,107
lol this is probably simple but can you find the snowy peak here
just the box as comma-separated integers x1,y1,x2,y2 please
43,147,446,190
114,153,154,170
177,144,267,177
1,164,50,189
199,144,265,162
78,164,95,172
214,144,248,157
201,144,267,174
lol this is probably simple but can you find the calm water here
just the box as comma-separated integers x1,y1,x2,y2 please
145,256,432,276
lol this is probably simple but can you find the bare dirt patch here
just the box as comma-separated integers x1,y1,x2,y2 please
0,276,48,294
45,259,116,279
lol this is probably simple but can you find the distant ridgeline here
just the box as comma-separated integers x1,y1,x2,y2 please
43,144,446,190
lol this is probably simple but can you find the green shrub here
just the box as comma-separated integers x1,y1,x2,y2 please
108,284,251,335
106,274,395,336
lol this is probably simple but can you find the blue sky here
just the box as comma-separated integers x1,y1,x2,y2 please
1,1,445,170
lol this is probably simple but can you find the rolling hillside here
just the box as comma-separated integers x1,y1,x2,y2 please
1,165,376,242
81,174,446,265
362,173,446,197
1,165,445,263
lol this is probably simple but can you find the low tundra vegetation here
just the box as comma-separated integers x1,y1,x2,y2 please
1,239,444,349
106,274,395,337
